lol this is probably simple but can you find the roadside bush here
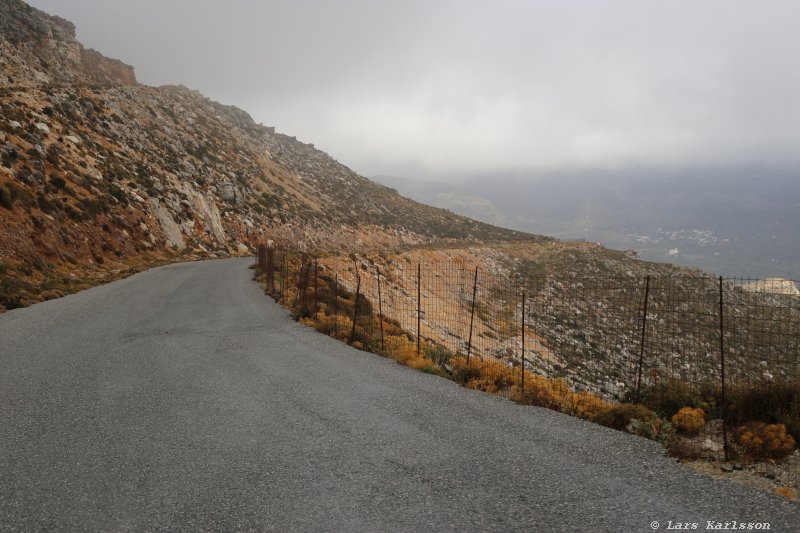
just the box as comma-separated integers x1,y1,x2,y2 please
671,407,706,436
384,336,438,372
300,314,349,342
726,380,800,442
424,344,454,366
560,390,609,419
638,378,714,419
463,361,516,394
630,417,676,445
734,422,795,461
450,357,483,385
591,403,656,431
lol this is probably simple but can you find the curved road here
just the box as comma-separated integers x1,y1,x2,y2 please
1,258,798,532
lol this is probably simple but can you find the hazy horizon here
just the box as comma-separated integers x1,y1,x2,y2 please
20,0,800,277
374,168,800,279
25,0,800,182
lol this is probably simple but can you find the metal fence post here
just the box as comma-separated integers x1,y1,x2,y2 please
333,272,339,337
377,266,385,351
266,246,275,292
417,263,421,356
521,290,526,395
313,259,318,317
281,253,287,297
467,266,479,364
350,272,361,345
635,275,651,403
719,276,730,461
257,244,267,275
296,255,306,308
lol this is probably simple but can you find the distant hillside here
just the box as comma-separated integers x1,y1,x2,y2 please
0,0,545,309
375,169,800,279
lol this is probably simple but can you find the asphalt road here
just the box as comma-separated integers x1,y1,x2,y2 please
1,258,799,532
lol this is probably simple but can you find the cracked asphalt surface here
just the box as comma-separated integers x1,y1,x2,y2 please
1,258,799,532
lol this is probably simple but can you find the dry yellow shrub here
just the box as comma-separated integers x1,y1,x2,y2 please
775,486,795,500
735,422,796,460
296,287,608,424
671,407,706,436
385,336,419,365
414,357,440,370
511,369,610,419
565,391,609,419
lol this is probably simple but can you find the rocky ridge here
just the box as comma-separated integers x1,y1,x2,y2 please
0,0,543,310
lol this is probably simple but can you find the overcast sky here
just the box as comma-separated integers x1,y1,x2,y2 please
26,0,800,180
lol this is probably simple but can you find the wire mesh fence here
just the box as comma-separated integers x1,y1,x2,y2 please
254,244,800,489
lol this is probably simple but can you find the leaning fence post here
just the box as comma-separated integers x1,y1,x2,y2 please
377,266,385,352
521,290,526,395
417,263,422,356
266,246,275,293
467,266,479,364
333,272,339,337
257,244,267,276
350,272,361,345
719,276,730,461
281,253,287,297
313,259,319,318
635,275,651,403
296,255,306,309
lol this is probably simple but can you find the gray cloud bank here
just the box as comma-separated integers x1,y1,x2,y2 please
26,0,800,179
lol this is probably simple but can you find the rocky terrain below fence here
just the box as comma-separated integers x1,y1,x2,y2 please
320,243,799,399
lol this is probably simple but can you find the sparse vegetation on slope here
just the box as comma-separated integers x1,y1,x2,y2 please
0,0,547,311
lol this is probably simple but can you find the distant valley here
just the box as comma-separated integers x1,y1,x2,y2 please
374,168,800,280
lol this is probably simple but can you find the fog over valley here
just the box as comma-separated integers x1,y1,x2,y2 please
375,167,800,280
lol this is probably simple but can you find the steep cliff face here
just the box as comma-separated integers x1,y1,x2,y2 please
0,0,136,86
79,48,137,86
0,0,543,309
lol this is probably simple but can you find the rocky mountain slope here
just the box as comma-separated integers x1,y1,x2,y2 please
0,0,543,310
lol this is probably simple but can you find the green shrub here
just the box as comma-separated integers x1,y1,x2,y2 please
450,359,483,385
64,204,85,221
0,184,11,209
108,184,128,206
45,145,60,166
637,378,714,419
50,175,66,190
424,344,455,366
37,193,62,213
0,275,23,309
630,417,676,445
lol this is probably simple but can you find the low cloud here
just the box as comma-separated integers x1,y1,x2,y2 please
28,0,800,179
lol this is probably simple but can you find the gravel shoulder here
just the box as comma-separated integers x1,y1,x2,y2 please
1,258,798,532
